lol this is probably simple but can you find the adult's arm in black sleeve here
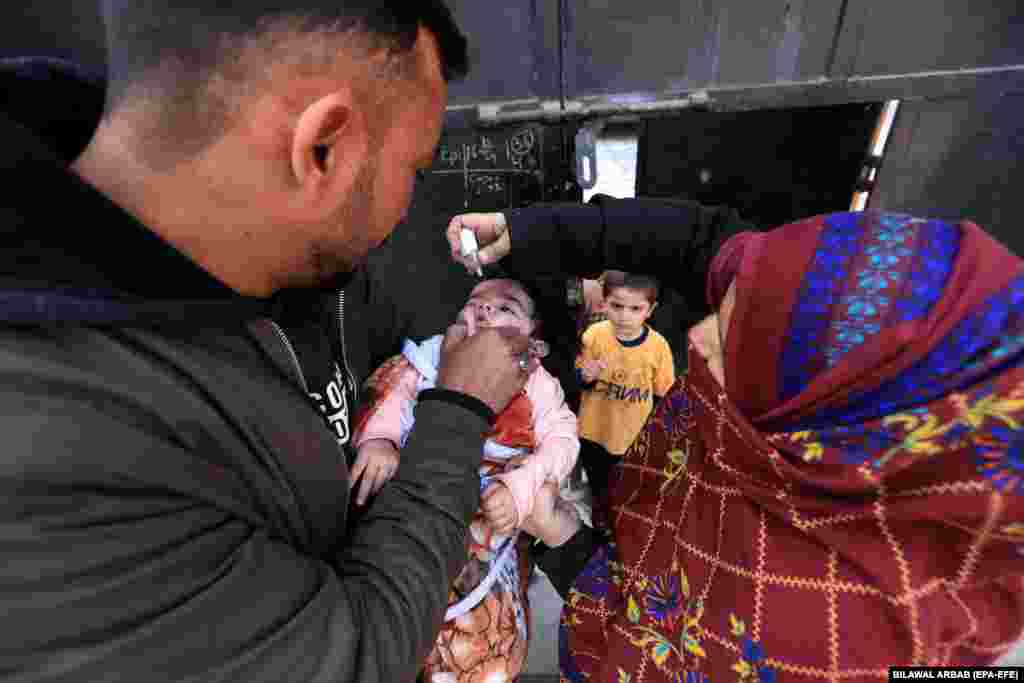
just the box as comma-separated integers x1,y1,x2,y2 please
531,527,609,599
501,194,756,321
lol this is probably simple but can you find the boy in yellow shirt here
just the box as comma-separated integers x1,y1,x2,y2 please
576,271,675,511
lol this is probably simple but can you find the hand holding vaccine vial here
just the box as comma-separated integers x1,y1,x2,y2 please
460,227,484,277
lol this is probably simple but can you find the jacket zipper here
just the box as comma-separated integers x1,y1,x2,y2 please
337,290,358,404
268,321,310,394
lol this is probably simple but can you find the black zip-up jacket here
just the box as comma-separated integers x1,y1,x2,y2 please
0,58,491,683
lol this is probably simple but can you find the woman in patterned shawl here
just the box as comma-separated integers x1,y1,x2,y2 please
517,211,1024,682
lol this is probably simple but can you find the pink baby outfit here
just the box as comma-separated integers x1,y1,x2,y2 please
353,335,578,683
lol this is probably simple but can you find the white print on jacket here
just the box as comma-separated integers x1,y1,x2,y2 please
309,362,352,446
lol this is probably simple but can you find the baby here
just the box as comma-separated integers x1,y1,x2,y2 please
352,277,579,682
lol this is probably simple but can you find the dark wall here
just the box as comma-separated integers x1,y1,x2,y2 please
832,2,1024,78
0,2,105,67
873,91,1024,257
638,103,881,230
634,102,881,370
563,2,1024,98
564,0,845,97
6,2,1023,102
445,0,562,104
0,1,562,106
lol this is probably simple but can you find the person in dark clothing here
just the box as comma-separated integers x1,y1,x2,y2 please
0,4,542,682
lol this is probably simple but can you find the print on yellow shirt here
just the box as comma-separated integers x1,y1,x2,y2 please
576,321,675,456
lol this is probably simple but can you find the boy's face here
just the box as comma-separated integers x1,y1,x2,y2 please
604,286,656,339
457,279,536,337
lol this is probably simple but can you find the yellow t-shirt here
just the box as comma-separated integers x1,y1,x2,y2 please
576,321,675,455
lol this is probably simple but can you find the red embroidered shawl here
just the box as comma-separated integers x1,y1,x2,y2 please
561,212,1024,683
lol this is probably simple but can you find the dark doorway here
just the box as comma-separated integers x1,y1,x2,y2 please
637,102,884,230
634,102,884,368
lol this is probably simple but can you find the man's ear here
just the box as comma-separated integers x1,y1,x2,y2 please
290,89,369,210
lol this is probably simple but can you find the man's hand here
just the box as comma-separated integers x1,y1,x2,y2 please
580,358,606,383
520,481,582,548
481,482,518,535
437,323,535,415
446,213,511,275
350,439,400,506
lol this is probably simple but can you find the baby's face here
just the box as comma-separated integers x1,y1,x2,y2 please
457,279,536,336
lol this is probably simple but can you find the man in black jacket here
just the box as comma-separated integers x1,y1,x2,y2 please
0,4,537,682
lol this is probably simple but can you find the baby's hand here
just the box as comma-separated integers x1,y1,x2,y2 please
481,482,518,536
350,439,400,506
580,358,607,383
520,481,581,548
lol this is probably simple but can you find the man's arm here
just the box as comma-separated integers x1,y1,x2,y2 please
0,393,488,683
332,395,491,679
